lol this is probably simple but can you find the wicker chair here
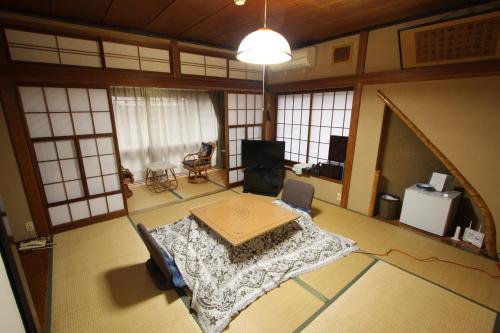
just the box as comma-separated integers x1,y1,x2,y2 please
182,142,216,183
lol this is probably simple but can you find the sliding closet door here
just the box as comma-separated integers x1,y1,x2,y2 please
225,92,263,186
18,85,126,232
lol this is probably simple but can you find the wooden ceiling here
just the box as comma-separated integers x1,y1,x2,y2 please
0,0,492,49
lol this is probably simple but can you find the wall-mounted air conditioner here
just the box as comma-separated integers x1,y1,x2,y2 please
269,46,316,72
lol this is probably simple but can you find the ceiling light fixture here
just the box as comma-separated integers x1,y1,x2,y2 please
234,0,246,5
236,0,291,65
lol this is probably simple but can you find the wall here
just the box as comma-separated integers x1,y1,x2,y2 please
285,170,342,206
0,249,26,333
378,111,449,198
0,103,32,241
348,76,500,253
267,34,359,84
365,1,500,73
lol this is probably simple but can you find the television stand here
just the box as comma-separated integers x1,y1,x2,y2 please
243,168,284,196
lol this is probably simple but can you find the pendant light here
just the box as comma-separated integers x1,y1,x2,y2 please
236,0,291,65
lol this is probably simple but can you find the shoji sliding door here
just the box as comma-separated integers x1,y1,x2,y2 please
18,85,126,231
226,92,263,186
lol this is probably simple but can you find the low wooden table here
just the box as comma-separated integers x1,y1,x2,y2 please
190,194,300,246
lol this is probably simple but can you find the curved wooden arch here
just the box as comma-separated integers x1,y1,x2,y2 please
377,90,497,258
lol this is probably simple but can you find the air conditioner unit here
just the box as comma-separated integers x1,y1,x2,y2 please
269,47,316,72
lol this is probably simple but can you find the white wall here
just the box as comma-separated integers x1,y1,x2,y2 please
0,252,25,333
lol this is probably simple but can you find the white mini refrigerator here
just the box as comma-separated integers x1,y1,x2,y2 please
400,185,461,236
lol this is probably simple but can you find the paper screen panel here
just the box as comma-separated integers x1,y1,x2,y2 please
93,112,112,133
39,161,62,184
50,113,74,136
19,85,123,230
72,113,94,135
44,88,69,112
103,174,120,192
89,89,110,111
87,177,104,195
68,88,90,111
99,155,117,175
57,36,101,68
89,197,108,216
48,204,71,225
60,159,80,181
44,183,67,204
34,142,57,162
26,114,52,138
19,87,46,113
69,200,91,220
96,137,114,155
56,140,76,159
79,138,98,157
107,193,124,212
83,156,101,178
65,180,84,200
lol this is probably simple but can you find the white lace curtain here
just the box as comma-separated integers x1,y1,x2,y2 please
111,87,218,180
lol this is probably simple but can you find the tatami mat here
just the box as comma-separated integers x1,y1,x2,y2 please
207,169,227,187
302,261,497,333
127,184,179,213
173,175,224,199
226,280,324,333
130,190,239,229
308,199,500,311
51,217,200,333
299,254,375,299
50,187,500,333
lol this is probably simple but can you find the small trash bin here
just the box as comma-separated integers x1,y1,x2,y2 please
379,193,401,220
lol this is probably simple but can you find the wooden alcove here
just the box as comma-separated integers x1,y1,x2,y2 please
373,90,497,258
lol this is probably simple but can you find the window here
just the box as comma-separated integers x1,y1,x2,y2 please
276,89,353,164
227,93,263,185
111,87,218,180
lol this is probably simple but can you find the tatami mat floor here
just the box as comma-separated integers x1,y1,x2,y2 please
127,169,227,214
50,179,500,333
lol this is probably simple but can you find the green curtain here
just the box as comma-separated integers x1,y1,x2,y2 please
209,91,225,168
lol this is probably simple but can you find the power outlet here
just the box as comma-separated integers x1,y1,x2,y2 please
336,192,342,202
25,221,37,238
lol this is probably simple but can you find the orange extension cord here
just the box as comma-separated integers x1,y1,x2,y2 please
355,249,500,281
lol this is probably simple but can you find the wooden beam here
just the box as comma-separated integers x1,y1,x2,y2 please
356,31,369,75
0,63,261,92
267,59,500,93
376,90,497,258
170,40,182,79
341,30,368,208
340,81,362,208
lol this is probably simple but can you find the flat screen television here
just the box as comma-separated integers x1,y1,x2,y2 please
328,135,348,162
242,140,285,169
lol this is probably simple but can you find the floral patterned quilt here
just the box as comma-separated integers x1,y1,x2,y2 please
150,200,357,333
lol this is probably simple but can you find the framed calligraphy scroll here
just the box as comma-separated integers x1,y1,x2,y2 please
399,11,500,69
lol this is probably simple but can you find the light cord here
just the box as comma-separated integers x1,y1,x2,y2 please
264,0,267,28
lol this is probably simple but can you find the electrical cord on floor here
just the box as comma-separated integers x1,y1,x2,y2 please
355,248,500,281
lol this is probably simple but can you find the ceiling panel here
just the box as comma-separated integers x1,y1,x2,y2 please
0,0,51,15
103,0,175,29
0,0,492,49
52,0,113,23
145,0,232,38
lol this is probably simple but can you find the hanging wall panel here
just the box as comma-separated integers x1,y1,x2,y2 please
18,85,126,231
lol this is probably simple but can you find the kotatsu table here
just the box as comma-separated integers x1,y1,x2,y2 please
190,194,300,246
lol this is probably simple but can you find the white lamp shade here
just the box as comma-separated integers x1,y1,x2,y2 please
237,28,292,65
